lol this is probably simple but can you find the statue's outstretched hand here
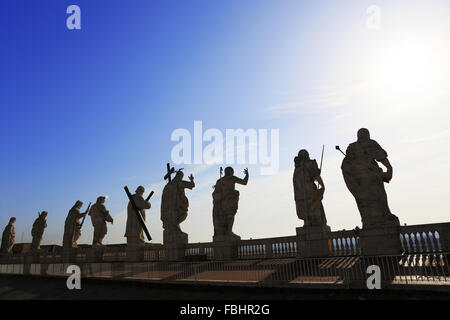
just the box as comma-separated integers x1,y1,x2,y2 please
188,174,194,182
244,168,249,176
383,171,392,183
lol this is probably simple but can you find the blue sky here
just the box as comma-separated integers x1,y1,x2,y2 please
1,1,449,245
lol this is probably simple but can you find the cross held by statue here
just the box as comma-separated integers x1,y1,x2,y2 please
164,163,175,182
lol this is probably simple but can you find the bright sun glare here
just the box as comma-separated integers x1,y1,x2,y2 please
358,28,450,109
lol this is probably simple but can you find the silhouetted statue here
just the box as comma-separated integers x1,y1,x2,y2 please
63,201,87,248
125,186,151,245
293,149,329,230
341,128,399,228
31,212,47,250
161,170,195,243
89,196,113,246
1,217,16,254
212,167,249,241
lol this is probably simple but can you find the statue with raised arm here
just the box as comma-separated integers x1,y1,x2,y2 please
89,196,113,246
1,217,16,254
125,186,151,245
31,212,47,250
161,170,195,243
63,201,87,248
341,128,399,228
212,167,249,241
293,149,330,230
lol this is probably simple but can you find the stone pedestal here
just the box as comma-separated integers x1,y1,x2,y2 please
213,235,240,260
359,225,401,255
126,243,144,262
62,248,77,263
23,251,40,275
24,251,40,264
296,225,332,258
164,230,188,261
87,246,105,263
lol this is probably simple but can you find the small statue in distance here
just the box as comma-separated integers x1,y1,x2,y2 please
31,211,48,250
63,200,87,249
89,196,113,246
1,217,16,254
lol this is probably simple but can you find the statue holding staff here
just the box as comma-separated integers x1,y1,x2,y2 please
63,200,89,248
212,167,249,241
293,149,329,230
341,128,399,228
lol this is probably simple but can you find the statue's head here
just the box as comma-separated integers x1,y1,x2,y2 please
174,170,184,181
97,196,106,204
357,128,370,141
74,200,83,209
41,211,48,218
224,166,234,176
135,185,145,195
297,149,310,161
9,217,16,224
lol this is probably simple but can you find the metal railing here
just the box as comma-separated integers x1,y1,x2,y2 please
1,253,448,289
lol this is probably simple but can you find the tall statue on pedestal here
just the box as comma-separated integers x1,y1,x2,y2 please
31,212,47,250
161,170,195,244
89,196,113,246
1,217,16,254
63,201,88,248
293,149,329,231
125,186,151,245
212,167,249,241
341,128,399,228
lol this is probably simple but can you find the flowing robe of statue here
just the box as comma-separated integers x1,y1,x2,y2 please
341,132,399,228
90,202,113,245
212,169,248,241
161,174,194,240
125,194,150,244
63,206,84,248
31,215,47,250
1,222,15,254
293,155,328,229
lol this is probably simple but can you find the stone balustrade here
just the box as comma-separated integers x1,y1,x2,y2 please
399,223,450,254
328,230,361,256
1,222,449,264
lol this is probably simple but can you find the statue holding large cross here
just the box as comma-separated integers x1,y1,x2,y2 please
124,186,152,245
161,163,195,247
